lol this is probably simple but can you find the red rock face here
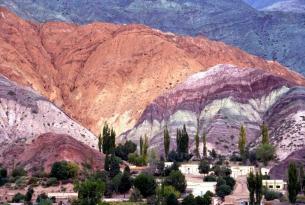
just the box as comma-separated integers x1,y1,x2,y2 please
0,133,104,172
0,7,304,136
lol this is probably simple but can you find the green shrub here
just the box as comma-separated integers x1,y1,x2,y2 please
12,167,27,178
164,170,186,193
203,175,217,182
128,153,146,166
50,161,79,180
134,173,157,197
45,177,58,187
264,190,283,201
12,193,25,202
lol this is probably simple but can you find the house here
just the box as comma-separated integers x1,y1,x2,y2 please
230,166,255,178
262,180,286,192
186,181,217,197
261,168,271,176
179,163,201,175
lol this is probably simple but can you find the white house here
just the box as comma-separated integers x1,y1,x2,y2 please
231,166,255,178
261,167,271,176
187,181,217,197
262,180,286,192
47,192,78,200
179,163,201,175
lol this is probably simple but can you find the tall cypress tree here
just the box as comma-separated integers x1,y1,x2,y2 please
102,122,111,154
255,172,262,205
202,131,207,159
181,124,189,154
164,126,170,160
176,129,181,154
238,125,247,159
261,122,269,144
140,136,143,156
143,135,149,160
195,131,200,159
288,162,300,204
247,172,255,205
98,134,102,153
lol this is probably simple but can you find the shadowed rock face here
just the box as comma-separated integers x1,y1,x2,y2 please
0,133,103,172
244,0,305,13
1,1,305,74
269,148,305,179
1,8,302,136
0,74,98,157
121,65,305,159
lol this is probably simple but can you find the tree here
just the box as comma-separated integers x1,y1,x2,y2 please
164,126,170,160
119,166,132,195
98,134,102,153
129,188,143,202
104,154,110,171
261,122,269,145
140,136,144,156
216,184,232,198
255,172,263,205
288,162,300,204
166,193,179,205
50,161,79,180
238,125,247,160
202,132,207,159
157,185,181,199
115,140,137,161
182,194,196,205
300,166,305,193
109,155,121,178
75,178,105,205
247,172,255,205
25,186,34,202
143,135,149,161
0,167,7,186
195,131,200,159
12,193,25,202
102,122,116,154
199,160,210,175
256,144,275,166
12,167,27,178
134,173,157,197
164,170,187,193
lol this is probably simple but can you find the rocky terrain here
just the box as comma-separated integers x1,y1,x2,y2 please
244,0,305,12
1,0,305,74
0,133,103,172
0,74,98,170
121,64,305,160
0,7,303,136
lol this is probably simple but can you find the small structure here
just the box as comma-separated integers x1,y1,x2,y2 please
186,181,217,197
179,163,200,175
261,168,271,176
47,192,78,202
164,162,173,168
262,180,287,192
231,166,255,178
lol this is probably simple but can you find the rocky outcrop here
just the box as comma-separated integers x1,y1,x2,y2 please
121,65,305,160
244,0,305,13
0,133,103,172
1,1,305,74
0,74,98,157
0,7,303,136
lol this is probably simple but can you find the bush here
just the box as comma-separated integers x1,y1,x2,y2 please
12,193,25,202
0,167,8,186
50,161,79,180
216,184,232,198
45,177,58,187
223,176,236,190
12,167,27,178
157,185,181,199
204,175,217,182
182,194,196,205
164,170,186,193
167,193,179,205
134,173,157,197
199,160,210,174
264,190,283,201
128,153,146,166
75,178,106,205
256,144,275,165
115,140,137,161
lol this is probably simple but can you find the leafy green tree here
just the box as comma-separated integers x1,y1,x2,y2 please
115,140,137,161
164,125,170,160
247,172,255,205
128,153,146,166
102,122,116,154
261,122,269,144
288,162,300,204
216,184,232,198
196,192,213,205
12,193,25,202
256,144,275,166
109,155,121,178
157,185,181,199
134,173,157,197
143,135,149,161
164,170,187,193
50,161,79,180
104,154,110,171
0,167,7,186
202,132,207,159
195,131,200,159
238,125,247,160
112,173,122,193
119,166,132,195
12,167,27,178
140,136,144,156
182,194,196,205
75,178,105,205
199,160,210,175
25,186,34,202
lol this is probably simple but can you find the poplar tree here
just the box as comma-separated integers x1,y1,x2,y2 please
238,125,247,159
288,162,300,204
195,131,200,159
102,122,116,154
202,132,207,158
143,135,149,160
255,172,262,205
164,126,170,160
140,136,143,156
247,172,255,205
98,134,102,153
261,122,269,144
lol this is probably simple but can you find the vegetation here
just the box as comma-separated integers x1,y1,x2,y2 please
12,167,27,178
261,122,269,144
134,173,157,197
0,167,8,186
256,144,275,166
264,190,283,201
102,122,116,155
50,160,79,180
202,132,207,159
247,171,263,205
288,162,300,204
198,160,210,175
176,125,189,159
195,131,200,159
164,125,170,160
238,125,246,161
128,153,146,166
164,170,187,193
115,140,137,161
118,166,132,195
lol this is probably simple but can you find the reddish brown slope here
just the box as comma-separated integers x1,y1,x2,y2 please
0,7,304,135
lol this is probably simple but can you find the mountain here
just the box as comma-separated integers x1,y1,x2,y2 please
1,7,302,136
244,0,305,13
0,74,99,171
1,1,305,75
121,64,305,161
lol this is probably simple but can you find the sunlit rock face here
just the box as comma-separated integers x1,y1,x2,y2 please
121,64,305,159
244,0,305,13
1,1,305,74
0,74,98,157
